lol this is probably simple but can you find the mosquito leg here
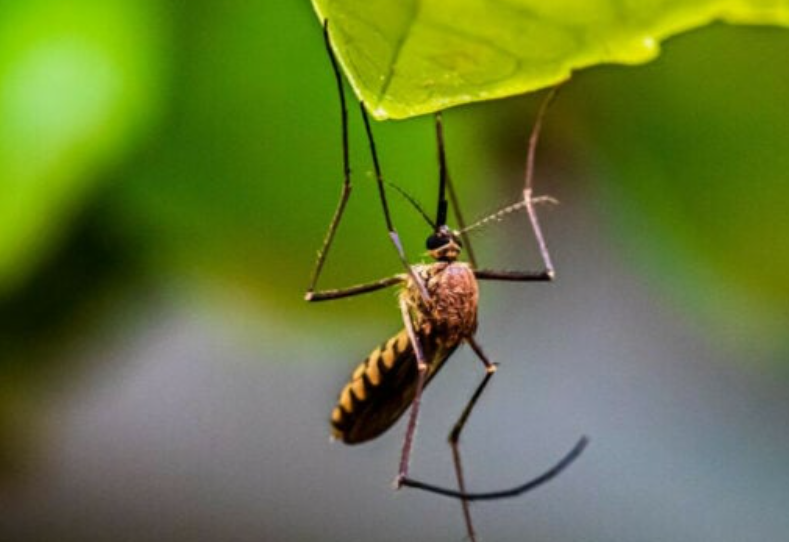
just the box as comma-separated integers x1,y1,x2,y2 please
456,88,562,280
400,435,589,501
446,174,477,268
307,22,426,302
435,112,478,268
394,295,428,488
524,86,561,196
471,192,558,280
517,186,556,278
520,86,562,277
360,106,431,303
306,21,354,298
466,87,563,283
446,337,497,542
400,334,588,503
474,268,553,282
305,274,405,302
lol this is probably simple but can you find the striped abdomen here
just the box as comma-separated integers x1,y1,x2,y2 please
331,329,459,444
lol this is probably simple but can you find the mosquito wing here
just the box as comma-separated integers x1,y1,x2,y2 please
331,329,459,444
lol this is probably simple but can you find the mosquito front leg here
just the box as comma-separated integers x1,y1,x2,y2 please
306,22,424,303
306,21,355,299
305,274,406,302
360,106,430,303
435,112,478,268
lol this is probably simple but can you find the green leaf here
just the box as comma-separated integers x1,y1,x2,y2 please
0,0,167,296
312,0,789,119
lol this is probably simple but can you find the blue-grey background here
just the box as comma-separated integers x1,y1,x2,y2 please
0,2,787,541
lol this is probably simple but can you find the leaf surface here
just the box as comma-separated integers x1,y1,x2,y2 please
312,0,789,119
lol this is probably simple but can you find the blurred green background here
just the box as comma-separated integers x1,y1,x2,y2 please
1,1,787,541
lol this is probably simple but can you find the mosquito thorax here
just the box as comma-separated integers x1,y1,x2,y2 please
426,226,463,262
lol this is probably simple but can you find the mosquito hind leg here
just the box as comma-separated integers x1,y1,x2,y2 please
400,436,589,501
447,337,497,542
400,335,589,503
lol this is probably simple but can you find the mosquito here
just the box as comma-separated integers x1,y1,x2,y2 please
306,21,588,542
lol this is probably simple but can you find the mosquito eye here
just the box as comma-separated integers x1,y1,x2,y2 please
426,234,446,250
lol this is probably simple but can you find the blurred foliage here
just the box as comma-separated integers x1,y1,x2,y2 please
574,25,789,357
312,0,789,119
0,0,167,297
0,0,168,474
0,0,787,471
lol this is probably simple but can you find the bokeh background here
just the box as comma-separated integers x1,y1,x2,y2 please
1,1,787,541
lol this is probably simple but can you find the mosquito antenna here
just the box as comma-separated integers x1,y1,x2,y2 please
458,195,558,236
385,180,435,229
435,112,449,229
460,199,527,235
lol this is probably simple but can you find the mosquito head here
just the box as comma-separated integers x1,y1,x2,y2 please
426,225,462,262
